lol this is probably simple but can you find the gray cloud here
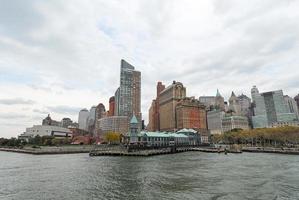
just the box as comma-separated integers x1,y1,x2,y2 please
0,113,28,119
46,105,81,115
0,98,35,105
0,0,43,43
32,109,49,115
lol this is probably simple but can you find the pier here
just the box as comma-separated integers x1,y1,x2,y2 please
89,145,242,157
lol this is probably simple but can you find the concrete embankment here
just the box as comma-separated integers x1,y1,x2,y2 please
242,147,299,155
0,145,93,155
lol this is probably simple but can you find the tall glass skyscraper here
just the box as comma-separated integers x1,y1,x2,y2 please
251,86,297,128
117,60,141,128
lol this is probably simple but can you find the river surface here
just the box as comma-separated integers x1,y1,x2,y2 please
0,151,298,200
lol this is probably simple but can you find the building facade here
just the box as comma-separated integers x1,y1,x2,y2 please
61,118,73,128
284,95,299,120
238,94,251,116
148,82,165,131
117,59,142,128
222,116,250,133
215,89,225,111
42,114,61,127
159,81,186,131
175,97,207,131
295,94,299,112
251,86,297,128
228,91,242,116
21,125,72,139
95,103,106,137
199,96,215,110
78,108,89,131
108,96,115,116
114,87,120,116
199,89,224,111
97,116,129,141
207,110,225,135
148,100,157,131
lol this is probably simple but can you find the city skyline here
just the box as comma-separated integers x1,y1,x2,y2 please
1,1,299,138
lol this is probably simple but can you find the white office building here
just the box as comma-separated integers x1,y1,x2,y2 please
78,108,89,131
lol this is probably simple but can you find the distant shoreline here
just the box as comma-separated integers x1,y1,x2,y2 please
1,145,299,156
242,147,299,155
0,145,93,155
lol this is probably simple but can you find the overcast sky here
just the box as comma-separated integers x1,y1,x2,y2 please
1,0,299,138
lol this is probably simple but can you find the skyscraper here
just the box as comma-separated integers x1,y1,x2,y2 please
78,108,89,131
117,59,141,128
228,91,241,116
86,106,96,134
251,86,297,128
95,103,106,138
284,95,299,120
159,81,186,131
148,82,165,131
215,89,225,111
108,96,115,116
238,94,253,128
199,89,224,111
238,94,251,116
295,94,299,113
114,87,120,116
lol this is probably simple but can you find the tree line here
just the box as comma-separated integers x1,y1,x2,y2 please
211,126,299,147
0,135,71,147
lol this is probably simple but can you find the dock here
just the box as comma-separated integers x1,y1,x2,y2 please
89,146,242,157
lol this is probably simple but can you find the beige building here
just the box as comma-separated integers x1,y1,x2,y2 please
148,82,166,131
132,70,142,124
97,116,129,141
159,81,186,131
228,92,242,116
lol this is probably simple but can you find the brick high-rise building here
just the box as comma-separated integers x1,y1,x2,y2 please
148,82,165,131
148,100,156,131
108,96,115,117
132,70,141,124
148,81,208,133
176,97,207,131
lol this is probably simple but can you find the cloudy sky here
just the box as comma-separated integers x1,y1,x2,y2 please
1,0,299,138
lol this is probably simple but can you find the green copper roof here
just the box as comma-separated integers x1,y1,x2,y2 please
139,131,189,138
130,115,138,124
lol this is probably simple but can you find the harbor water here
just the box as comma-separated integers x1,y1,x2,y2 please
0,151,298,200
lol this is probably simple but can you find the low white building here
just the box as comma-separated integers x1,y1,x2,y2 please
222,116,249,133
20,125,72,139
